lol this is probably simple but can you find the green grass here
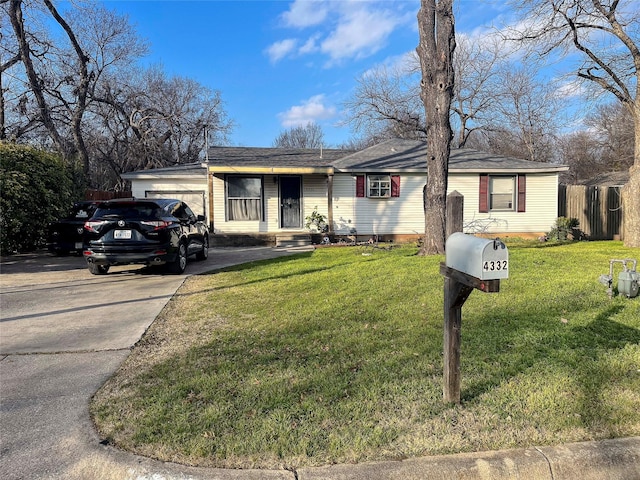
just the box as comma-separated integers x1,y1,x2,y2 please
90,241,640,469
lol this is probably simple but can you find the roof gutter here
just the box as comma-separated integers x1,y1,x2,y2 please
208,166,334,175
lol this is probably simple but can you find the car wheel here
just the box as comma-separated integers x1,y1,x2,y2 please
167,242,187,274
87,263,110,275
196,235,209,261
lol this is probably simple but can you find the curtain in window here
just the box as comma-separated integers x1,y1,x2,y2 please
228,199,261,220
227,176,262,221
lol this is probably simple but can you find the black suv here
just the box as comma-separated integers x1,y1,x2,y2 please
83,198,209,275
47,201,99,255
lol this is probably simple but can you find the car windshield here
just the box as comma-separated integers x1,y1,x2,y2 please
94,203,161,220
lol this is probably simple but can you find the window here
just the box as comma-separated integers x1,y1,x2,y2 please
368,174,391,197
227,176,262,221
356,175,400,198
479,174,526,213
490,176,515,210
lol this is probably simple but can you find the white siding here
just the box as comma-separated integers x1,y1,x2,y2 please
332,174,425,235
333,175,356,234
332,172,559,235
302,176,329,230
212,174,330,234
448,173,559,234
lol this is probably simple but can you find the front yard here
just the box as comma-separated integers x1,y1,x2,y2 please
91,241,640,470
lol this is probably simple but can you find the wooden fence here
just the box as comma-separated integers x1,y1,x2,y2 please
84,189,132,201
558,184,623,240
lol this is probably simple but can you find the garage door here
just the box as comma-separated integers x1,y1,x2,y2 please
145,191,206,218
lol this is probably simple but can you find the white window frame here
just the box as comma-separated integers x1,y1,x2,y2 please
367,174,391,198
226,175,263,221
489,175,516,211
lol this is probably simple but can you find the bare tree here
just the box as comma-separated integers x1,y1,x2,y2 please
416,0,455,255
509,0,640,246
483,64,561,162
90,66,232,189
558,102,635,183
4,0,231,190
557,130,604,183
273,122,325,149
587,102,635,172
342,61,426,144
451,34,503,148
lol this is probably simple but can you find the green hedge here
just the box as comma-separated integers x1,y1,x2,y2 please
0,143,82,254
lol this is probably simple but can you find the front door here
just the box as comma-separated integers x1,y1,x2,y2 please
280,176,301,229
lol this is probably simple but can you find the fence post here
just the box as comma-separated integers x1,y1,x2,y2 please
446,190,464,239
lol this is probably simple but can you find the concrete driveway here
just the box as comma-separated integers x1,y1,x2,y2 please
0,248,310,480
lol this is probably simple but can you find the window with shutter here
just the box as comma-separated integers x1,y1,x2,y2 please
368,174,391,197
479,174,526,212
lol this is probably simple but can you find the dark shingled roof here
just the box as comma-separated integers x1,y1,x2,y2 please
121,162,206,178
332,138,568,173
578,170,629,186
206,146,351,168
125,139,568,177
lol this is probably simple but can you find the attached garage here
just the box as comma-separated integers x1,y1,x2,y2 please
121,163,210,224
145,190,206,218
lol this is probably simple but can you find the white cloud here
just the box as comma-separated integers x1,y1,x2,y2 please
320,5,400,63
372,51,419,76
266,38,298,63
299,34,321,55
278,94,337,127
282,0,329,28
554,78,585,99
269,1,413,65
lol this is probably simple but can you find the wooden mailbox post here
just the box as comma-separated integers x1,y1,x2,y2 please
440,233,508,404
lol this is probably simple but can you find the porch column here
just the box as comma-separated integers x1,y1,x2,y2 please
208,171,214,231
327,174,334,233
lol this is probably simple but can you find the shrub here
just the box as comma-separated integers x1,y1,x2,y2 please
304,207,328,233
0,143,82,254
547,216,581,241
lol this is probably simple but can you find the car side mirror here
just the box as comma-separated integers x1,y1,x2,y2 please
197,215,205,222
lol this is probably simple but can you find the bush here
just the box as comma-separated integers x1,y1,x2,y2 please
547,216,581,241
304,207,328,233
0,143,82,254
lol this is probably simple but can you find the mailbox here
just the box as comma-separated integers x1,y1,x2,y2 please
445,232,509,280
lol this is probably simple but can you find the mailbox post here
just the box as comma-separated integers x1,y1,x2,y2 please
440,233,508,404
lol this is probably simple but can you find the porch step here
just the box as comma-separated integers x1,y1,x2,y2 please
275,233,312,247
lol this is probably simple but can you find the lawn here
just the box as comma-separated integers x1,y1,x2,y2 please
90,241,640,470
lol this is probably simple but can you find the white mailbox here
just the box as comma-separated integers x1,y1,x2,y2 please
445,232,509,280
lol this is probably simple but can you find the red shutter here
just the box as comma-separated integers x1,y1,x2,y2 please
479,174,489,213
391,175,400,197
517,174,526,212
356,175,365,197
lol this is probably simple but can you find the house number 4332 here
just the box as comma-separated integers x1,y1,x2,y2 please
483,260,508,272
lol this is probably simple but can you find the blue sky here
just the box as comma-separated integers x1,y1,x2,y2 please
101,1,527,148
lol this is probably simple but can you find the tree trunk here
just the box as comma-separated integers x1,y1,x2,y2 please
623,102,640,247
9,0,66,153
416,0,456,255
